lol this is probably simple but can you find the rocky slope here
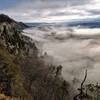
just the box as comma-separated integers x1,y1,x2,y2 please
0,14,38,99
0,14,37,56
0,14,72,100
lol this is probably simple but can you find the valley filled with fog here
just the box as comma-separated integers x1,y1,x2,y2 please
23,25,100,86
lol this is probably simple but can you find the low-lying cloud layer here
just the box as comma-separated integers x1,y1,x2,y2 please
0,0,100,22
23,26,100,85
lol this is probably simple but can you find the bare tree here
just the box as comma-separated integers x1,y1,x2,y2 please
73,70,87,100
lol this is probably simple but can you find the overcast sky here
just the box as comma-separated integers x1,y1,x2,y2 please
0,0,100,22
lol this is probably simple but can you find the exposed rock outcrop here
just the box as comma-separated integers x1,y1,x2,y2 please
0,14,37,56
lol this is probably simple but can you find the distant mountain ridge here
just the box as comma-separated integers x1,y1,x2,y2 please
66,20,100,28
26,18,100,28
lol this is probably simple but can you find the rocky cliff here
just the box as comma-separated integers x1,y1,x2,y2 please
0,14,38,99
0,14,37,56
0,14,71,100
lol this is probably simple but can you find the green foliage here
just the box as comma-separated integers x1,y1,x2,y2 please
0,14,71,100
0,44,70,100
0,44,29,98
15,56,70,100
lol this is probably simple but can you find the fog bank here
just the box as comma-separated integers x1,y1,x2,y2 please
23,26,100,85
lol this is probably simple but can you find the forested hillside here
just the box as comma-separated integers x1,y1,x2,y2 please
0,14,71,100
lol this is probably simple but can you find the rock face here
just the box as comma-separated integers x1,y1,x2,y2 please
0,14,72,100
0,14,37,56
0,14,38,99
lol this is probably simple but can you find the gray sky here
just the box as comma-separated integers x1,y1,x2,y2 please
0,0,100,22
